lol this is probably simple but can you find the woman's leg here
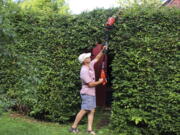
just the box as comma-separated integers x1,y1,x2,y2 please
87,109,95,131
72,109,88,128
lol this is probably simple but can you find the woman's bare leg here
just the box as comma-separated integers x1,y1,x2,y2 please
87,109,95,131
72,109,88,128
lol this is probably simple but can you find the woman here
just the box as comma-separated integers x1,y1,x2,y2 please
69,45,107,135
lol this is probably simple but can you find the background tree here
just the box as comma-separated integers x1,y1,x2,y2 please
117,0,162,8
18,0,69,14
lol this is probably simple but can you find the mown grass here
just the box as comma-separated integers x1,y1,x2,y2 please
0,108,116,135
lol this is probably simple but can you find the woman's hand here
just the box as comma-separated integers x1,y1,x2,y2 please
102,45,108,51
98,78,104,84
88,78,104,87
102,45,108,54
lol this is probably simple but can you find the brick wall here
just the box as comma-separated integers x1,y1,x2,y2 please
167,0,180,8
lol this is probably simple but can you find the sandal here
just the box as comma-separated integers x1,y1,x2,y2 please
87,130,96,135
69,127,80,133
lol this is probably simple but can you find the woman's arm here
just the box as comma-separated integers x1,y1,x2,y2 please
94,46,108,62
88,78,103,87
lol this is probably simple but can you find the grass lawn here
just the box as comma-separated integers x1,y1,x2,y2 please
0,108,115,135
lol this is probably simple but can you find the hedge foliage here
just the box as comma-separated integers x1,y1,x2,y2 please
0,2,179,134
0,4,117,121
110,7,180,135
3,12,82,122
0,0,18,114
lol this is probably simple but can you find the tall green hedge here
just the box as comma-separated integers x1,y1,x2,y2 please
2,8,117,122
4,12,82,122
0,0,19,114
110,7,180,135
0,3,179,135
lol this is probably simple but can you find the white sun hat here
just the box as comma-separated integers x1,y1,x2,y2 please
78,53,91,63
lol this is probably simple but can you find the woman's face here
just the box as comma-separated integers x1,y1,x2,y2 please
84,57,91,64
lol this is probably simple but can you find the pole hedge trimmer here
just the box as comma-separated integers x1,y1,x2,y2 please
100,10,122,85
103,9,122,48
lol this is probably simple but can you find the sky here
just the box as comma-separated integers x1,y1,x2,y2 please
14,0,166,14
68,0,118,14
68,0,166,14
